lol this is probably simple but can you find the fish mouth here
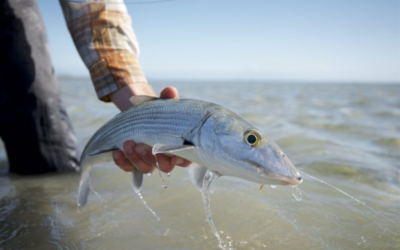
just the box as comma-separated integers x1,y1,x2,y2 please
278,175,303,186
262,172,303,186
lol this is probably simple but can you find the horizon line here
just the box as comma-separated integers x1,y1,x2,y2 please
57,75,400,85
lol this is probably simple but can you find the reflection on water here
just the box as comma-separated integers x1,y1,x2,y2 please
0,79,399,249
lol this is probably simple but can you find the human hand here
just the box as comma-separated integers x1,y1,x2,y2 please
110,85,192,174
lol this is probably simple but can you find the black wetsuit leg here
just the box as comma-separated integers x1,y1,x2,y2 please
0,0,80,175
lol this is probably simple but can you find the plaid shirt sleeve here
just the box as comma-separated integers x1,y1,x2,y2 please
60,0,148,102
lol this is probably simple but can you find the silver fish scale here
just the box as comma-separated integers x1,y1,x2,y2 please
81,99,220,160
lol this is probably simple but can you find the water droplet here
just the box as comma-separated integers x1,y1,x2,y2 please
136,192,160,221
219,230,224,234
292,186,302,201
263,244,267,248
147,173,152,177
357,242,361,245
270,185,277,189
167,173,171,177
361,236,366,243
239,241,248,245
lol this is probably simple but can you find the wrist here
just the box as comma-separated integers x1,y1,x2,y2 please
110,83,155,111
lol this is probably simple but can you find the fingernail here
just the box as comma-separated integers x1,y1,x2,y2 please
125,141,135,154
135,145,147,156
172,158,184,165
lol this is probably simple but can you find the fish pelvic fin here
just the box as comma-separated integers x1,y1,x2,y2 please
130,168,143,193
187,163,209,192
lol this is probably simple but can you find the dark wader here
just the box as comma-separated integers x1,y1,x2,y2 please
0,0,80,175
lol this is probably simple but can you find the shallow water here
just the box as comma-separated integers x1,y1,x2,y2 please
0,79,399,249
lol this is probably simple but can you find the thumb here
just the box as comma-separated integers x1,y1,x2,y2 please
160,86,179,99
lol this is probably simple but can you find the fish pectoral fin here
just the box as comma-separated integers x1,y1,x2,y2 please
187,163,209,192
87,146,120,156
152,144,196,155
130,168,143,193
129,96,159,106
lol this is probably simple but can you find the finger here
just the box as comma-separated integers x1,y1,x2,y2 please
135,144,174,173
122,141,154,174
135,143,176,173
154,154,175,173
113,150,134,172
134,143,157,166
171,156,192,167
160,86,179,99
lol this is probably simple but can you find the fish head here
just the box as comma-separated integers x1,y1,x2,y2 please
198,112,302,186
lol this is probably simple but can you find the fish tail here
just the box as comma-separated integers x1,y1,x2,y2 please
78,169,91,207
78,151,114,207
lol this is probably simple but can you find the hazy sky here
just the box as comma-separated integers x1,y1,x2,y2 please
37,0,399,82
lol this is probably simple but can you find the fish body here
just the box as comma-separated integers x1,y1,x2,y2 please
78,97,302,206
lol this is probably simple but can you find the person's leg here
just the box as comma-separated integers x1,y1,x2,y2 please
0,0,80,175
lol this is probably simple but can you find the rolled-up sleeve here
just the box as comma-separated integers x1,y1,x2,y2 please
60,0,148,102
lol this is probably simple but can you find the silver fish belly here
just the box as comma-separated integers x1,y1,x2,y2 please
78,97,302,207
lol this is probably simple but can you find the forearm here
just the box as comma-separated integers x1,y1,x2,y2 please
59,0,148,102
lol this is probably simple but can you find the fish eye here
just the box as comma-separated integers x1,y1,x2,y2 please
244,130,261,147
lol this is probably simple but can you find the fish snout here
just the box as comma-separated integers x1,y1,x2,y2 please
281,152,303,185
286,174,303,186
283,161,303,186
268,170,302,186
261,149,303,186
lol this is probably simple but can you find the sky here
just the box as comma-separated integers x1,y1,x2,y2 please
37,0,399,83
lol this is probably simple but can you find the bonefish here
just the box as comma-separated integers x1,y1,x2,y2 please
78,96,302,206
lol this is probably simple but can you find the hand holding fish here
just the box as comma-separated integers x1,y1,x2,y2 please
78,87,304,250
109,85,192,174
78,93,303,207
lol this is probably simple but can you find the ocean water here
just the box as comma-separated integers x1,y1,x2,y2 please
0,79,399,249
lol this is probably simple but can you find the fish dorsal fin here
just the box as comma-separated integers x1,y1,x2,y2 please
129,96,159,106
87,146,120,156
187,163,209,192
152,144,195,155
130,168,143,193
